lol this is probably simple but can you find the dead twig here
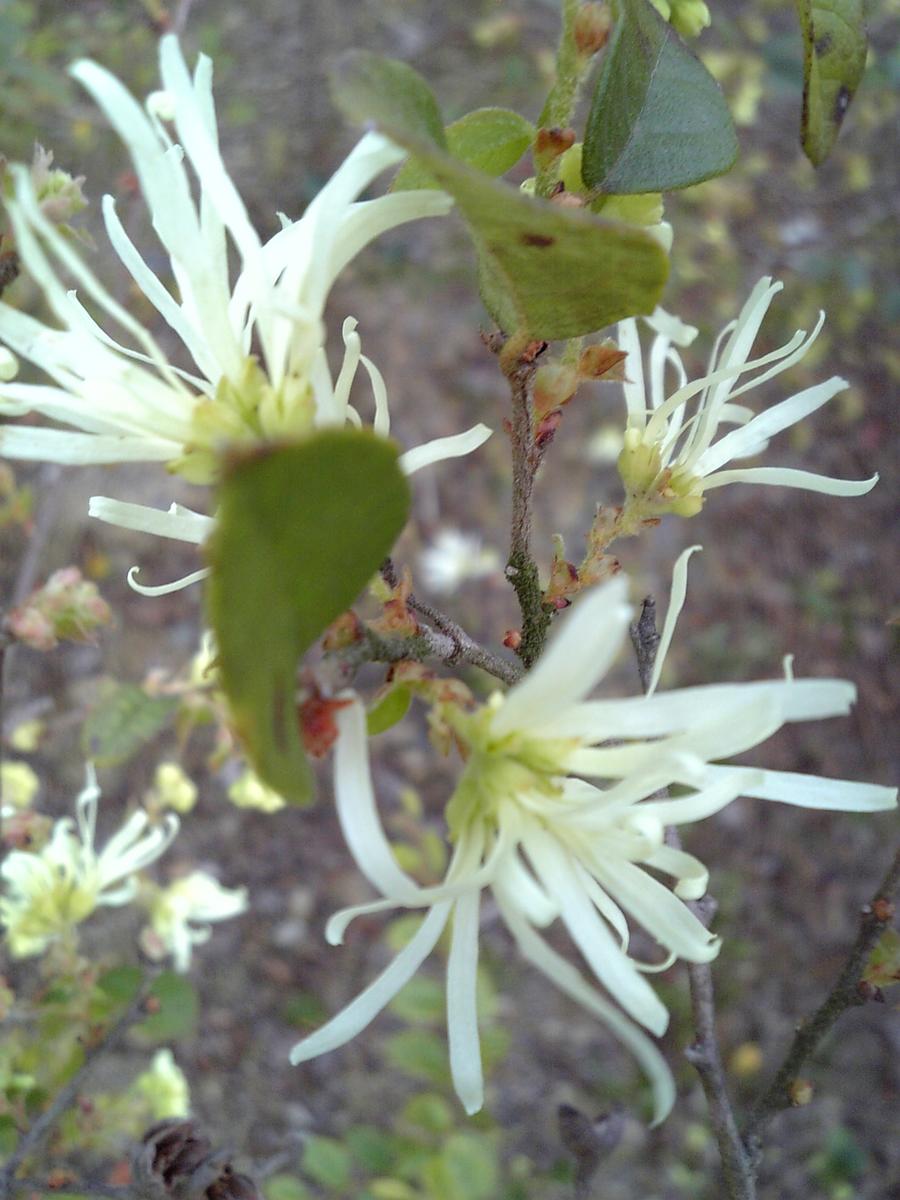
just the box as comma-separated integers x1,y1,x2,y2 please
631,597,757,1200
743,845,900,1156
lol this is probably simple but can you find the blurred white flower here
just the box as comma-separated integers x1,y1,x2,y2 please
146,762,197,814
419,529,500,594
290,553,896,1122
1,766,177,958
227,769,285,813
1,760,39,814
141,870,247,972
616,278,878,515
0,36,490,594
133,1048,190,1120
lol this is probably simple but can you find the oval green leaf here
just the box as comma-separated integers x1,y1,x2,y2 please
332,52,668,339
206,431,410,804
582,0,738,193
393,107,535,191
795,0,867,166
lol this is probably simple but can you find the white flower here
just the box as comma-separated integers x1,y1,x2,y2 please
227,769,285,813
141,870,247,971
133,1048,190,1120
289,553,896,1123
0,36,491,593
0,766,178,958
418,528,501,595
146,762,197,814
1,760,40,813
615,278,878,515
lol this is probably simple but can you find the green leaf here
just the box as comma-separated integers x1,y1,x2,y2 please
334,51,446,148
385,1028,450,1086
207,431,410,804
402,1092,455,1135
367,685,412,736
264,1177,313,1200
303,1135,353,1190
82,684,177,766
795,0,866,166
95,965,142,1005
863,927,900,989
135,973,198,1042
441,1133,499,1200
346,1125,398,1174
393,107,535,191
582,0,738,193
388,974,445,1023
332,52,669,339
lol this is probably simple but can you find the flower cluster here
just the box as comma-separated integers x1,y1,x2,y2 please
290,560,896,1121
0,767,177,958
615,279,878,516
0,36,490,592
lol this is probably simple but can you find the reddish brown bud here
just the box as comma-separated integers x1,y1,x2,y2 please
578,342,628,382
502,629,522,651
574,3,612,55
534,126,577,170
534,409,563,450
872,897,895,922
298,690,354,758
322,610,363,651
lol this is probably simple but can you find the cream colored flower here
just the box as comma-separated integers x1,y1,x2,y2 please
615,278,878,516
290,554,895,1122
0,37,490,594
1,767,177,958
418,528,500,595
133,1048,190,1120
227,769,285,813
146,762,197,814
142,870,247,971
1,761,39,812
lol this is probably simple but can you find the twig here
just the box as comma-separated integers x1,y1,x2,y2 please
171,0,197,34
631,598,757,1200
558,1104,625,1200
501,346,551,669
8,1181,131,1200
342,620,521,689
379,558,522,687
743,845,900,1154
0,973,160,1194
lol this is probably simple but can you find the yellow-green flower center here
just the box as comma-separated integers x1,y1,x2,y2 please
170,356,316,484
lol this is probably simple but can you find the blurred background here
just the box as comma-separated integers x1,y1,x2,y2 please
1,1,898,1196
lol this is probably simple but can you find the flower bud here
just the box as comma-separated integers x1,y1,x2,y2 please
29,145,87,226
6,566,111,651
534,362,579,420
534,126,576,171
574,3,612,55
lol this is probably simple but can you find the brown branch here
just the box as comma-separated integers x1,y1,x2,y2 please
743,845,900,1154
0,973,160,1195
631,598,757,1200
379,558,522,687
8,1181,131,1200
500,343,551,669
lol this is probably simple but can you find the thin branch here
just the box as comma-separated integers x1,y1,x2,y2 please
379,558,522,686
631,598,756,1200
0,973,159,1194
343,621,521,689
502,347,551,669
8,1180,131,1200
743,844,900,1152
